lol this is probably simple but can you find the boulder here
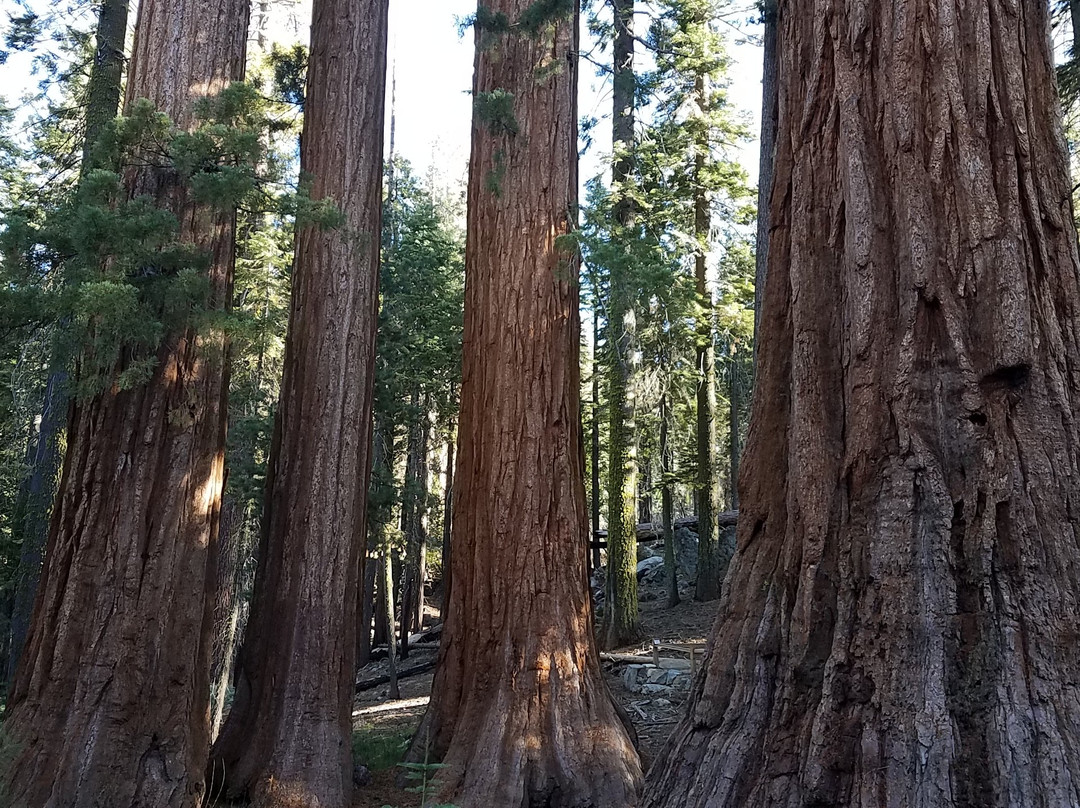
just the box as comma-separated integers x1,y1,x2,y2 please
635,556,664,580
637,543,660,561
675,527,698,578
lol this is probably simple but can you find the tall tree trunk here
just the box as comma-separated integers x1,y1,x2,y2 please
407,2,642,803
369,411,395,649
601,0,642,650
440,425,454,620
355,551,377,669
693,69,722,602
753,0,778,366
5,0,130,688
372,553,389,647
399,393,430,658
590,308,602,570
381,550,399,700
728,346,740,511
209,1,388,804
209,498,242,740
660,392,679,608
646,1,1080,805
1072,0,1080,58
638,437,653,525
6,371,66,686
1,0,248,804
81,0,129,171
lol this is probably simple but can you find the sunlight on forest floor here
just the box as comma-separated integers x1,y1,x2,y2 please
349,584,720,804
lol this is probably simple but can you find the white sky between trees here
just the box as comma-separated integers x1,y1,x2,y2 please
0,0,764,192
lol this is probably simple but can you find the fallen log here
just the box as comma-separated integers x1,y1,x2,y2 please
599,652,691,670
355,659,437,692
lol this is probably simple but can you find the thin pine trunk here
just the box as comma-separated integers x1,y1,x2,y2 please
590,308,601,570
601,0,642,650
440,426,455,620
660,393,679,608
382,551,399,700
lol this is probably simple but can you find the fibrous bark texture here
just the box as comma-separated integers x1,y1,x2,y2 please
752,0,778,363
1,0,248,805
208,0,388,805
7,0,129,689
408,3,642,804
645,1,1080,805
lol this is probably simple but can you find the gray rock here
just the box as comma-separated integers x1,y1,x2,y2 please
675,527,698,578
672,673,693,691
636,556,664,580
647,666,669,684
353,764,372,787
637,543,660,561
623,664,647,689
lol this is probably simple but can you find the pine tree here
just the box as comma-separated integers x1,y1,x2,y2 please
601,0,642,649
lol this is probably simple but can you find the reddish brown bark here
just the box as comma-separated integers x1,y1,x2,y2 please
408,2,642,804
208,0,388,805
645,1,1080,805
0,0,248,805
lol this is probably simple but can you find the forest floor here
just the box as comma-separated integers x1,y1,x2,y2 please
351,578,718,807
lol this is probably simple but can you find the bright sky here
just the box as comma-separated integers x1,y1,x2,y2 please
381,0,764,188
0,0,764,192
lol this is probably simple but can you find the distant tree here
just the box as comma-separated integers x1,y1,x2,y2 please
646,1,1080,804
408,0,643,802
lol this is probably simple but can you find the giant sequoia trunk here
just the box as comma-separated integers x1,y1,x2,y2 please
407,2,642,803
209,498,244,740
645,1,1080,805
208,2,388,806
0,0,248,805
